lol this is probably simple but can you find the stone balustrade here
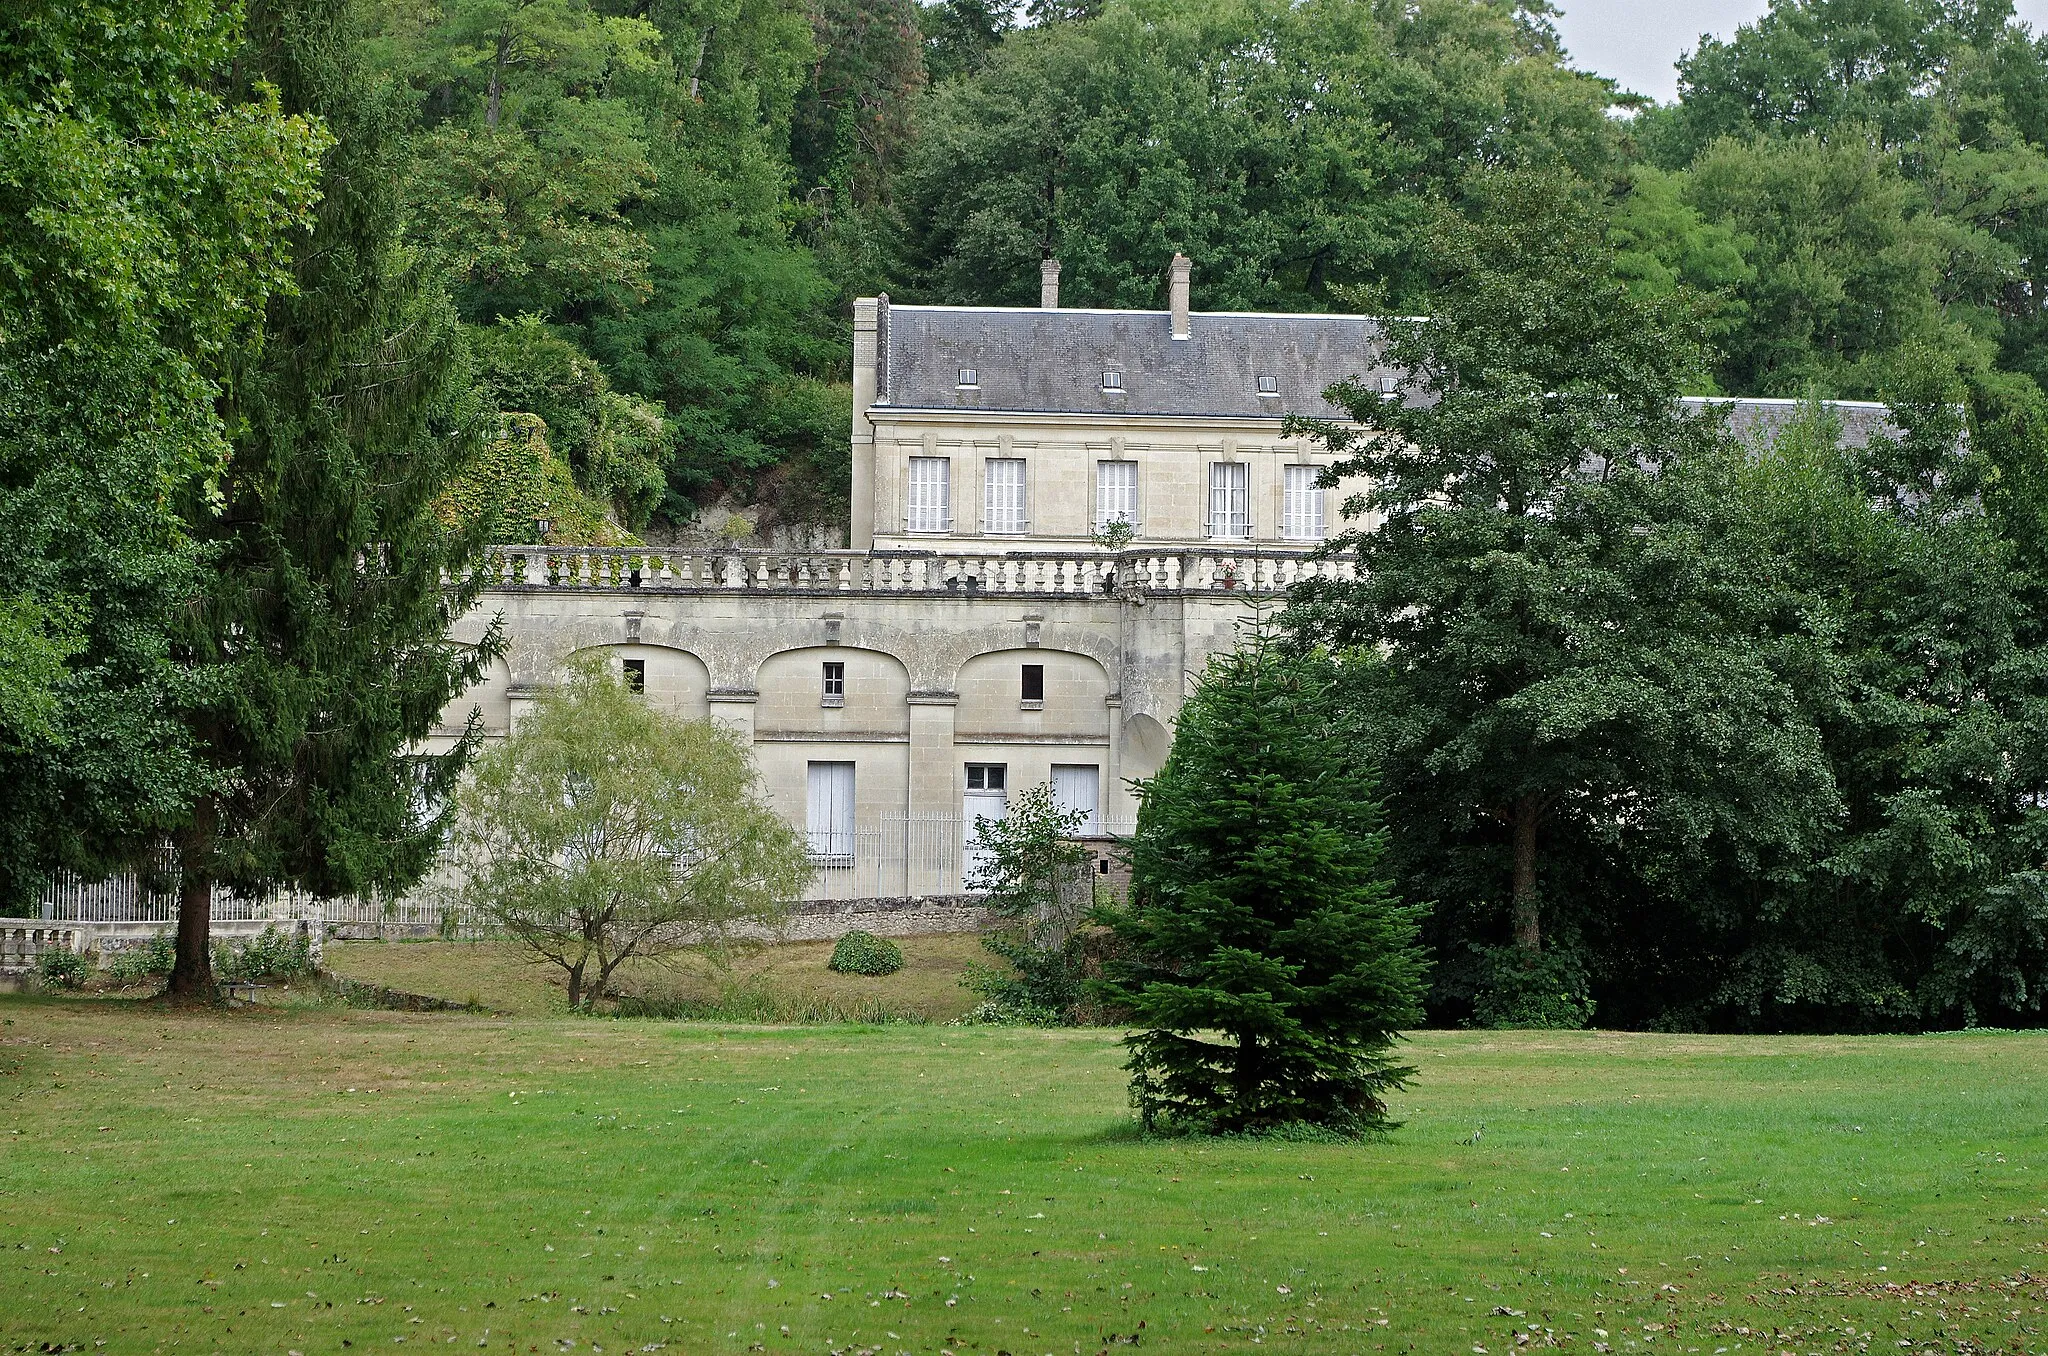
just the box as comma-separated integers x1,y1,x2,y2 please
470,546,1355,596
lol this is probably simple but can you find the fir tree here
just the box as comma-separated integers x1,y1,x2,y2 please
165,0,496,998
1104,634,1427,1135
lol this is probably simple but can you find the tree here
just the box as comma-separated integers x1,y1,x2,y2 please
1282,171,1837,988
164,0,498,998
0,0,327,907
962,781,1099,1023
894,0,1623,312
1102,636,1427,1135
448,660,812,1007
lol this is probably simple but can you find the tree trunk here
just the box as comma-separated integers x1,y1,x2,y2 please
168,801,218,1001
566,959,584,1008
1511,794,1541,953
688,26,714,99
487,29,508,128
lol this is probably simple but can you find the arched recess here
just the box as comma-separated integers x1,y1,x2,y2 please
1121,711,1171,781
575,644,711,721
955,647,1110,739
754,646,910,734
436,652,513,737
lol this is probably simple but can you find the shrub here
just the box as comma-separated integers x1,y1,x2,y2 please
1470,947,1595,1029
213,926,316,983
104,933,175,985
829,930,904,976
36,947,91,990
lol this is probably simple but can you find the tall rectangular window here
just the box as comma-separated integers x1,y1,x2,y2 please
1283,464,1326,541
984,457,1028,534
1207,461,1250,539
1095,460,1138,531
907,457,951,533
805,761,856,865
621,658,646,693
1051,764,1101,835
821,660,845,707
1020,662,1045,705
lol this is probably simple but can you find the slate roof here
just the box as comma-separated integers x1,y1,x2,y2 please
877,301,1393,418
1683,396,1896,449
873,299,1899,444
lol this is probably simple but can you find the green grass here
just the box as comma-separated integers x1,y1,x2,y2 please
321,936,991,1021
4,1000,2047,1355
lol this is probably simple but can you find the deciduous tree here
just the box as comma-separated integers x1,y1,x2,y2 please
448,659,812,1007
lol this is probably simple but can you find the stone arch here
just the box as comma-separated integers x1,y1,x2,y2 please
754,645,910,734
1121,711,1171,781
955,647,1111,739
571,643,711,721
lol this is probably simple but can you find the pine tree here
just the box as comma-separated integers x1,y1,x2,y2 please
165,0,495,998
1103,634,1427,1135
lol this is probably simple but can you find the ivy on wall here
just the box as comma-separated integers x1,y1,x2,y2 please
433,414,633,546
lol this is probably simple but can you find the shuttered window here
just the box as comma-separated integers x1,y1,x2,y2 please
1051,764,1101,835
907,457,951,533
984,457,1028,534
805,761,856,864
1207,461,1250,539
1095,461,1137,530
1283,464,1326,541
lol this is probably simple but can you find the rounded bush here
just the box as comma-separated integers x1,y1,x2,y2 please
36,947,91,991
828,929,904,977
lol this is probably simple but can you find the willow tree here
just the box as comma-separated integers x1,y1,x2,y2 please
166,0,495,998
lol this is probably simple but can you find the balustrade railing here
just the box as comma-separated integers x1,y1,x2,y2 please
471,546,1355,596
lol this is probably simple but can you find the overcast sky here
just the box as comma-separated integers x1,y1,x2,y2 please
1549,0,2048,105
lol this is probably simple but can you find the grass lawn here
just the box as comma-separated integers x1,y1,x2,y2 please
321,936,991,1021
4,1000,2046,1356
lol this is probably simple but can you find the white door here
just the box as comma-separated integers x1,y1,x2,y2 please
1051,764,1100,835
962,763,1008,885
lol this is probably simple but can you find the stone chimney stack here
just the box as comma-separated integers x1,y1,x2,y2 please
1169,253,1192,340
1040,255,1061,309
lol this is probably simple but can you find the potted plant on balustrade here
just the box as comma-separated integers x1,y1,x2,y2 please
1092,517,1136,592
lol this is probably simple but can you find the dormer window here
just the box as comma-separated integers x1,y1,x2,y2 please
1101,370,1124,392
1379,375,1398,394
1256,375,1279,395
957,367,979,388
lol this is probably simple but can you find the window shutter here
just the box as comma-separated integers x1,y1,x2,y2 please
1051,764,1100,835
1096,461,1137,529
1284,464,1325,540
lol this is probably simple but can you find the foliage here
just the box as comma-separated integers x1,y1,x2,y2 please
105,933,177,985
895,0,1622,312
0,0,327,908
828,929,904,977
962,781,1105,1024
35,946,90,990
432,413,631,545
212,926,317,983
448,659,812,1007
1468,947,1596,1031
164,0,499,998
1285,170,1836,977
1103,635,1427,1136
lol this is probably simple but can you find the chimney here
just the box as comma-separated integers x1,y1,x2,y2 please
1040,255,1061,309
1169,253,1192,340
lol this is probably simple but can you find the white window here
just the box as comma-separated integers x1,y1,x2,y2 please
805,761,856,865
1283,464,1326,541
957,367,978,388
984,457,1028,534
1207,461,1250,539
907,457,951,533
1051,764,1101,836
1101,370,1123,391
1095,460,1138,530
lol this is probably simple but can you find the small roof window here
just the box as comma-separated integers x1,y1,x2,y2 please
957,367,979,388
1378,375,1398,394
1256,375,1279,395
1101,370,1124,391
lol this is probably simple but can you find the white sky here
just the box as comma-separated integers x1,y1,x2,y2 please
1549,0,2048,105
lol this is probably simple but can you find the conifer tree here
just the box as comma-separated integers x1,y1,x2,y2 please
1104,634,1427,1135
166,0,494,998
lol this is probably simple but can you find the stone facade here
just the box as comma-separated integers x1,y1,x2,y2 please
434,269,1898,904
